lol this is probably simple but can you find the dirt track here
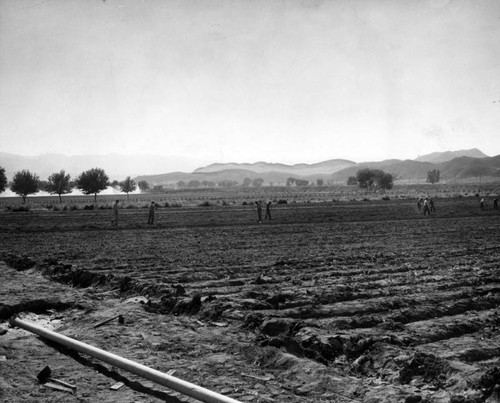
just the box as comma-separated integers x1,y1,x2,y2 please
1,197,499,402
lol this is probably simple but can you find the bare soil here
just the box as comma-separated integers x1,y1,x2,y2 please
1,197,499,402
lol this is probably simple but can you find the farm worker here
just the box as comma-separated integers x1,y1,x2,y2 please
430,199,436,213
423,198,431,216
417,198,422,212
480,198,485,210
148,201,157,224
255,201,262,223
111,200,119,226
265,201,272,220
494,198,498,210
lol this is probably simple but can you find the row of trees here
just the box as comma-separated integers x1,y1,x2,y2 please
0,166,445,202
0,166,395,202
0,167,144,203
175,177,276,189
347,168,443,189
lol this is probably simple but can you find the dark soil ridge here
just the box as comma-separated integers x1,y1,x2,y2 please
1,254,167,294
55,252,498,302
0,298,74,320
1,254,218,320
6,254,499,327
5,253,500,329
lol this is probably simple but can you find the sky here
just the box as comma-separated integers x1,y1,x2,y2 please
1,0,499,169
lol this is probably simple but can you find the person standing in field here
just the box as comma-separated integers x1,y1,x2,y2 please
494,198,498,210
111,200,119,226
417,198,422,212
148,201,157,225
255,201,262,223
265,201,272,220
423,197,431,216
430,199,436,213
480,198,485,210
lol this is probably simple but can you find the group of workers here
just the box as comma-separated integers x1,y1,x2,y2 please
480,197,499,211
111,200,158,226
417,197,436,216
255,200,272,223
417,196,499,216
110,195,499,226
110,199,273,226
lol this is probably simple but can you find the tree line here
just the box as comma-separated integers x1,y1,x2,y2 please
0,167,150,203
346,168,442,189
0,165,443,203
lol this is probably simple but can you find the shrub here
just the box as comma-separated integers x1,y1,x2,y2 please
11,205,31,212
277,199,288,204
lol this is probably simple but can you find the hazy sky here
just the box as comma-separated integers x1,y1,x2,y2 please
1,0,499,166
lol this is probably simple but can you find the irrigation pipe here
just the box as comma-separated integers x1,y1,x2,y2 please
10,316,242,403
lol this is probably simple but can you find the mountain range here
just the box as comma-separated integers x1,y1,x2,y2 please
2,148,499,187
134,149,498,186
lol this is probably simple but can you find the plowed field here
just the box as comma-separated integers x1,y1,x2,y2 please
1,197,499,402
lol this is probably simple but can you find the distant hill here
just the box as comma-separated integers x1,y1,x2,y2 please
135,159,355,187
195,159,355,176
330,154,500,184
415,148,488,163
134,169,336,187
439,155,500,178
132,149,500,187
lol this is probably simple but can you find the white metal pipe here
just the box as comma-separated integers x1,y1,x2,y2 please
10,316,242,403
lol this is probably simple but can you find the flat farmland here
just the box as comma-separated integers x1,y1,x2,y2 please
1,197,499,402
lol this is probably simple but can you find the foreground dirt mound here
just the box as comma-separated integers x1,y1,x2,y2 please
1,199,500,402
